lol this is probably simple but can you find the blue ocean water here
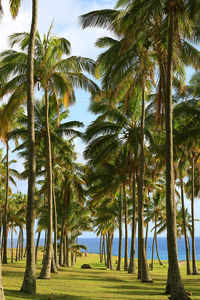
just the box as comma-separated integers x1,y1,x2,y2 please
7,237,200,261
78,237,200,261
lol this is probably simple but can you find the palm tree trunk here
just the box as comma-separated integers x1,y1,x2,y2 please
103,234,106,265
123,184,128,271
52,177,58,268
110,233,113,270
20,0,37,294
11,226,13,263
138,81,152,282
51,251,57,273
191,156,198,275
145,223,149,253
35,231,41,265
2,139,9,264
15,234,19,261
63,231,66,266
21,227,24,260
151,235,155,271
116,186,123,271
59,185,69,266
154,217,163,265
39,88,53,279
165,8,190,299
66,232,69,267
18,230,21,261
128,171,136,274
186,235,191,261
106,233,109,268
180,178,191,275
99,234,102,262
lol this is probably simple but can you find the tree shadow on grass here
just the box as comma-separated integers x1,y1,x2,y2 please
104,284,167,297
4,289,89,300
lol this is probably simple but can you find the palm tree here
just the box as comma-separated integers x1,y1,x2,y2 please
0,25,98,279
0,1,23,297
21,0,38,293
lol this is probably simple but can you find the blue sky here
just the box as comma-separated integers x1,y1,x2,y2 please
0,0,199,239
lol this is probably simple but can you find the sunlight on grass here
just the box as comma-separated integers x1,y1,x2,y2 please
2,250,200,299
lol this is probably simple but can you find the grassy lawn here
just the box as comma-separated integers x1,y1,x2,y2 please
2,251,200,299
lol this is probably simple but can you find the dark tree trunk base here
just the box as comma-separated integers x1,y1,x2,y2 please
20,271,36,295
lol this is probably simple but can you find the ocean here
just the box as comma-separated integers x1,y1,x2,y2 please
78,237,200,261
7,237,200,261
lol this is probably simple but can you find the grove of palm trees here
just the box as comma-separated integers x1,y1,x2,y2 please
0,0,200,299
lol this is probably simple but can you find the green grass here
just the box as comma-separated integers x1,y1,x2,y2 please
2,251,200,299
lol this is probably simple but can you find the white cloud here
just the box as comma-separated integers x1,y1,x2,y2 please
0,0,116,57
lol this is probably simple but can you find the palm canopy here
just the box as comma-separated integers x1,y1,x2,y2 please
0,0,22,18
0,26,99,114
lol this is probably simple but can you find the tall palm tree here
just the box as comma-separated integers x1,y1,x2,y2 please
21,0,38,294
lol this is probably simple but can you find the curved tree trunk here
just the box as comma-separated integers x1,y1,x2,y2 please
191,157,198,275
123,184,128,271
39,88,54,278
138,82,152,282
154,217,163,266
164,9,190,299
128,171,136,274
116,186,123,271
2,139,9,264
180,178,191,275
20,2,38,294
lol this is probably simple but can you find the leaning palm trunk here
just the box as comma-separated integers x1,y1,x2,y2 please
21,0,38,294
39,88,54,278
138,82,152,282
116,186,123,271
128,171,137,274
35,230,41,265
164,8,190,299
154,217,163,266
123,184,128,271
180,178,191,275
2,139,9,264
191,156,198,275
